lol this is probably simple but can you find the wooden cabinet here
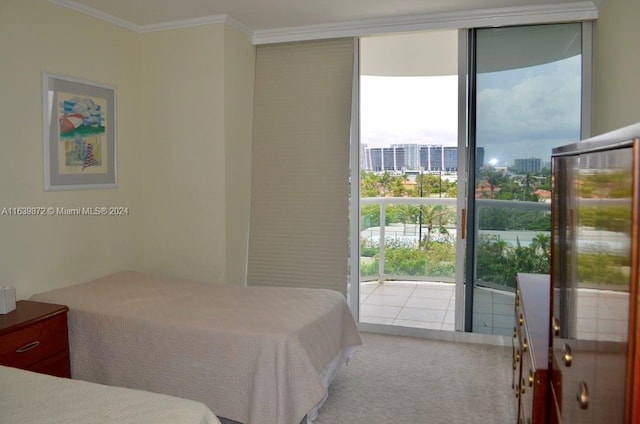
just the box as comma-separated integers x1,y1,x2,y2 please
514,273,549,424
550,125,640,423
0,300,70,378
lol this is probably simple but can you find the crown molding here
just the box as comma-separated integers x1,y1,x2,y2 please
49,0,140,32
48,0,253,36
49,0,597,45
137,14,252,35
252,1,598,44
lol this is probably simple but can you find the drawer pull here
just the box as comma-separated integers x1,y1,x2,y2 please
519,313,524,326
528,369,534,387
553,317,561,336
563,343,573,367
522,337,529,353
16,340,40,353
577,381,589,409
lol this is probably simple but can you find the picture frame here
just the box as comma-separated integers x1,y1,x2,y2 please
42,72,117,191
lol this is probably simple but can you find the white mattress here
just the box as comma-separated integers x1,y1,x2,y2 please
0,365,220,424
31,271,362,424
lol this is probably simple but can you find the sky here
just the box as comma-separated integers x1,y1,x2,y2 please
360,74,458,148
360,55,582,166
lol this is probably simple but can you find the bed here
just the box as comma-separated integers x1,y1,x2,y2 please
0,365,220,424
30,271,362,424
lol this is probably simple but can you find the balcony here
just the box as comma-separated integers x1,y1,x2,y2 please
357,196,551,335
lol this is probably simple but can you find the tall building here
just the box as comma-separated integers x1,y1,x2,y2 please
362,144,484,173
513,157,542,173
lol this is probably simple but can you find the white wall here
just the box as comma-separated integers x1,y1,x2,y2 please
0,0,143,298
224,26,255,286
592,0,640,134
138,24,255,285
138,25,228,283
0,0,255,297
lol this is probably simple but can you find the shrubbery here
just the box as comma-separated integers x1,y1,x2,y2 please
361,233,550,289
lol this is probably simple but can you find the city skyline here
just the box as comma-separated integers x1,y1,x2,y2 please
360,53,582,167
361,143,547,169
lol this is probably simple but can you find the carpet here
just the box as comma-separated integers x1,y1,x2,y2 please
219,331,515,423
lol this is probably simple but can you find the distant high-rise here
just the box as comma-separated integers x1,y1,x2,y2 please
362,144,484,173
513,157,542,174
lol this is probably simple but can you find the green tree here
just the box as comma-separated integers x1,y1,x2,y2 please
478,167,509,199
419,205,449,249
360,171,380,197
530,233,550,256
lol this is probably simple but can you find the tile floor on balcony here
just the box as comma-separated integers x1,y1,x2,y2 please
359,280,516,335
359,281,457,331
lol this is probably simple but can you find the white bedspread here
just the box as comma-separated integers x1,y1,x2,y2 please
31,271,362,424
0,365,220,424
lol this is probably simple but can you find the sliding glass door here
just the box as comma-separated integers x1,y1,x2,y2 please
349,22,591,337
465,22,591,334
355,31,462,332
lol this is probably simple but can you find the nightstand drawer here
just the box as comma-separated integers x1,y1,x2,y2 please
0,313,68,369
28,350,71,377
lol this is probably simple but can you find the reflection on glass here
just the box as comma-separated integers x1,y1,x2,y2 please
472,23,583,335
574,150,632,342
551,136,637,423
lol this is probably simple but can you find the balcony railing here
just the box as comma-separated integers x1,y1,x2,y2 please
359,197,551,289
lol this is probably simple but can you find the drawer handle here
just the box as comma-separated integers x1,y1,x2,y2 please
577,381,589,409
519,313,524,326
16,341,40,353
553,317,561,337
522,337,529,353
528,369,534,387
563,343,573,367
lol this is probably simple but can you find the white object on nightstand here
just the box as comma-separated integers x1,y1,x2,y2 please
0,286,16,314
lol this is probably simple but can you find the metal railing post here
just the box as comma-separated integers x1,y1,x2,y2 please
378,203,385,284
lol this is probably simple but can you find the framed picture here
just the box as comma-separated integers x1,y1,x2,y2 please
42,72,117,191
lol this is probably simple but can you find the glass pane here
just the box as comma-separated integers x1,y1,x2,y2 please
552,143,633,424
359,30,459,330
472,23,583,335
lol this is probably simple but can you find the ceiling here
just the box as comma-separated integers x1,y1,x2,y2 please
51,0,597,33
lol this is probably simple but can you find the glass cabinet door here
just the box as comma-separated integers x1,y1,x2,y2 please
552,146,634,423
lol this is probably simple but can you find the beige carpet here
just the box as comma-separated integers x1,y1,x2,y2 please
219,331,515,423
313,332,515,423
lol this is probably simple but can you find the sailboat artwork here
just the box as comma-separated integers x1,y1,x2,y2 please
57,93,108,175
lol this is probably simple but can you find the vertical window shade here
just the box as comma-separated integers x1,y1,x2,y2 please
247,38,354,295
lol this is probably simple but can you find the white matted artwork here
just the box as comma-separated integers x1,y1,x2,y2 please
42,72,117,190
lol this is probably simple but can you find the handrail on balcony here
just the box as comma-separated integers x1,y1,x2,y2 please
359,197,550,284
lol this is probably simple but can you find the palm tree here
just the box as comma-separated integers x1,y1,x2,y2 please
420,205,450,250
394,204,420,225
530,233,550,256
360,171,379,197
479,167,508,199
378,172,392,196
390,177,407,197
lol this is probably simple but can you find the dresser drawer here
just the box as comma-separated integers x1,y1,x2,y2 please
0,312,68,369
28,350,71,377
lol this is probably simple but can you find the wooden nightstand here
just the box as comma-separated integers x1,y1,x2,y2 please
0,300,71,378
